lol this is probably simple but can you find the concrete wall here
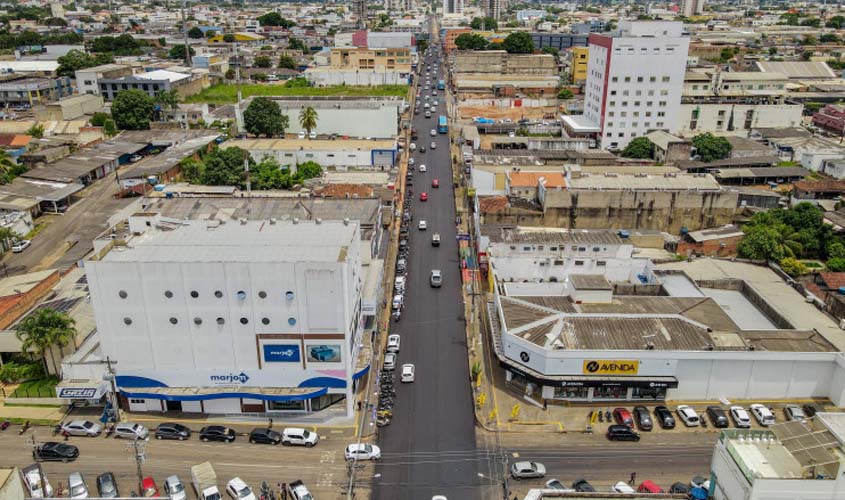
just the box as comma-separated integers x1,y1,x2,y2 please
306,69,409,86
454,51,558,76
246,147,395,170
678,103,803,135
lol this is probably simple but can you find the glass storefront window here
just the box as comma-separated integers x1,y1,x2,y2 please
593,386,626,399
632,387,666,400
311,394,346,411
267,400,305,411
554,386,589,399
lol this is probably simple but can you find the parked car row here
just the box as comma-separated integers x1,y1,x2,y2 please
22,464,187,500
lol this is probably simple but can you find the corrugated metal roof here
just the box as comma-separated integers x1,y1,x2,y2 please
756,61,836,79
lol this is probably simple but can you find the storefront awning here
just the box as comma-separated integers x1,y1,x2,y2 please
549,375,678,389
120,386,328,402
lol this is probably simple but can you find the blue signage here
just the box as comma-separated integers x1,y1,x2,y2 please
263,345,301,363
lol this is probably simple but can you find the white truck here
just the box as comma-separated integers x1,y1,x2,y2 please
190,462,221,500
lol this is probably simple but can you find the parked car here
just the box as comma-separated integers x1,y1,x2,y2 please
345,443,381,461
387,334,401,353
383,352,397,370
141,477,160,497
430,269,442,288
633,406,653,431
68,472,89,499
613,408,634,428
200,426,236,442
571,480,595,492
33,442,79,462
706,406,730,428
669,482,690,494
750,404,776,426
654,406,676,429
784,404,806,422
730,406,752,428
637,480,663,493
22,464,53,497
544,479,568,491
162,476,187,500
803,404,821,418
62,420,102,437
676,405,700,427
114,422,149,440
226,478,255,500
281,428,319,447
96,473,120,498
607,424,640,441
510,461,546,480
248,428,281,445
612,482,635,493
155,423,191,440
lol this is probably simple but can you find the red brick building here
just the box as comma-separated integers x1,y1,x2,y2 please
813,104,845,135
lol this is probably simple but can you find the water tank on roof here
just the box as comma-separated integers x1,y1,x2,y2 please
839,287,845,295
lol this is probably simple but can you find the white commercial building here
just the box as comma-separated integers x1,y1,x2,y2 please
223,138,398,171
269,97,403,139
681,0,705,17
582,21,689,150
85,215,368,417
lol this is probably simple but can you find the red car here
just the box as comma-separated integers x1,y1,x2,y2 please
613,407,634,428
141,477,160,498
637,480,663,493
432,179,439,188
420,192,428,201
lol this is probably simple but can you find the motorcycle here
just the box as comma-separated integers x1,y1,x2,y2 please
605,410,611,422
19,420,30,434
598,410,604,423
0,420,10,431
104,423,115,438
392,310,401,322
53,424,62,436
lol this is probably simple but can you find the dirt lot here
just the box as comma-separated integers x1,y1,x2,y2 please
457,105,556,120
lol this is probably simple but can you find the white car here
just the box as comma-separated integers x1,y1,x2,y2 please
612,482,635,493
386,334,400,353
62,420,102,437
163,476,187,500
113,422,149,440
22,466,53,498
419,164,427,172
226,478,256,500
676,405,700,427
730,406,752,428
281,427,319,447
401,363,415,383
297,131,306,139
68,473,88,499
308,131,317,139
392,294,403,310
410,143,416,151
383,352,397,370
750,404,776,426
419,220,427,230
430,129,437,136
430,142,437,149
345,443,381,461
12,240,31,253
408,157,415,166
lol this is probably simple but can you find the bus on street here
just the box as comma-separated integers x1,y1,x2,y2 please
438,115,447,134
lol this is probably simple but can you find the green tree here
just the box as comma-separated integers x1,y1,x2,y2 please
454,33,488,51
621,137,655,159
56,49,114,77
558,88,574,99
25,124,44,139
0,150,17,184
252,158,290,190
299,106,318,136
768,47,777,55
168,44,195,60
828,16,845,29
111,89,154,130
288,38,308,52
542,46,560,58
502,32,535,54
800,17,821,28
737,225,786,261
278,54,297,70
254,55,272,68
201,147,248,186
16,308,76,375
103,119,117,137
692,132,732,162
258,12,295,28
779,257,809,277
417,40,429,54
244,97,288,137
225,68,236,80
223,34,236,43
827,241,845,260
470,16,498,30
180,157,205,184
821,33,840,44
90,112,110,127
188,26,204,39
296,160,322,180
154,90,180,121
827,257,845,272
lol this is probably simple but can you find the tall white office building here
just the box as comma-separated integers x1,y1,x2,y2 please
582,21,689,150
444,0,464,15
681,0,705,17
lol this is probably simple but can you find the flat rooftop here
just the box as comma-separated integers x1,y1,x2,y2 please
223,138,396,151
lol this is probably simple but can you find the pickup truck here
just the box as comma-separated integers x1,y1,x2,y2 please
287,480,313,500
190,462,221,500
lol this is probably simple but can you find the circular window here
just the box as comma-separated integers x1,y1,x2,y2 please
288,317,297,326
164,290,173,298
262,317,270,325
258,291,267,299
190,290,199,298
216,317,225,325
123,317,132,325
194,317,202,325
169,317,178,325
237,291,246,300
240,317,249,325
214,290,223,298
285,291,295,300
118,290,128,299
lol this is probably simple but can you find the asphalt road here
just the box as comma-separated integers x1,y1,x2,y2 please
371,48,486,500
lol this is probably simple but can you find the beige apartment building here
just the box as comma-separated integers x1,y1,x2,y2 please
329,47,412,72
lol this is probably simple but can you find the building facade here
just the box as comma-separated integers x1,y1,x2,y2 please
681,0,705,17
0,76,72,107
74,64,133,96
569,46,589,84
583,21,689,150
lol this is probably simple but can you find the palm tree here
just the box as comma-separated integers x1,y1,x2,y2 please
0,149,16,183
299,106,318,137
0,226,21,252
154,90,180,122
16,309,77,375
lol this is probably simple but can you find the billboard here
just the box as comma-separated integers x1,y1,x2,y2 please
306,344,342,363
263,344,301,363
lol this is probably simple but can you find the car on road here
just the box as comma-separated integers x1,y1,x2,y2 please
432,179,439,188
612,482,635,493
68,472,89,499
383,352,397,370
33,442,79,462
544,479,571,491
430,269,442,287
141,477,160,497
420,192,428,201
633,406,653,431
12,240,32,253
392,294,403,310
387,334,401,353
750,403,776,426
163,476,187,500
248,428,281,445
62,420,102,437
401,364,415,383
730,406,752,428
199,425,236,442
430,141,436,149
419,164,427,172
612,407,634,428
432,233,440,246
706,406,729,428
510,461,546,480
676,405,700,427
96,473,119,498
430,129,437,136
419,145,426,153
785,404,806,421
113,422,149,440
226,478,255,500
282,428,319,447
607,424,640,442
155,423,191,440
419,220,427,230
571,480,595,492
345,443,381,461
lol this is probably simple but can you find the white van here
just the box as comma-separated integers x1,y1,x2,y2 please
281,428,319,447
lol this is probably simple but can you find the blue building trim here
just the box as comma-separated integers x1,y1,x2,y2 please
352,362,370,381
297,376,346,389
120,387,328,403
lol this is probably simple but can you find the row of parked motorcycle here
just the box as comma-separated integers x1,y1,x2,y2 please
376,369,395,427
391,190,413,323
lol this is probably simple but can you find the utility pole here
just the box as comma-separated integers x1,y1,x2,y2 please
104,356,120,422
234,42,245,134
181,0,192,66
125,439,147,495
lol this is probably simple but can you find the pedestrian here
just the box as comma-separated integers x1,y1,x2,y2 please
543,400,547,411
629,472,637,485
357,401,362,412
279,483,287,500
268,417,273,429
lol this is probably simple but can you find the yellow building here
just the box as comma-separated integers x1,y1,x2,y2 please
329,47,412,72
570,46,589,84
208,33,265,44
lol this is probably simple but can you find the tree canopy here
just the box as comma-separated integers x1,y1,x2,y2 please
299,106,318,135
168,44,196,60
557,88,574,99
56,49,114,77
111,89,154,130
621,137,655,159
258,11,295,28
182,148,322,190
89,34,142,55
188,26,204,39
16,308,76,375
288,38,308,52
502,32,535,54
454,33,489,51
278,54,297,70
737,203,835,265
244,97,289,137
692,133,732,162
470,17,498,30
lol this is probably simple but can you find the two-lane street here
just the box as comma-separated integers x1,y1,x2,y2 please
372,45,486,500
